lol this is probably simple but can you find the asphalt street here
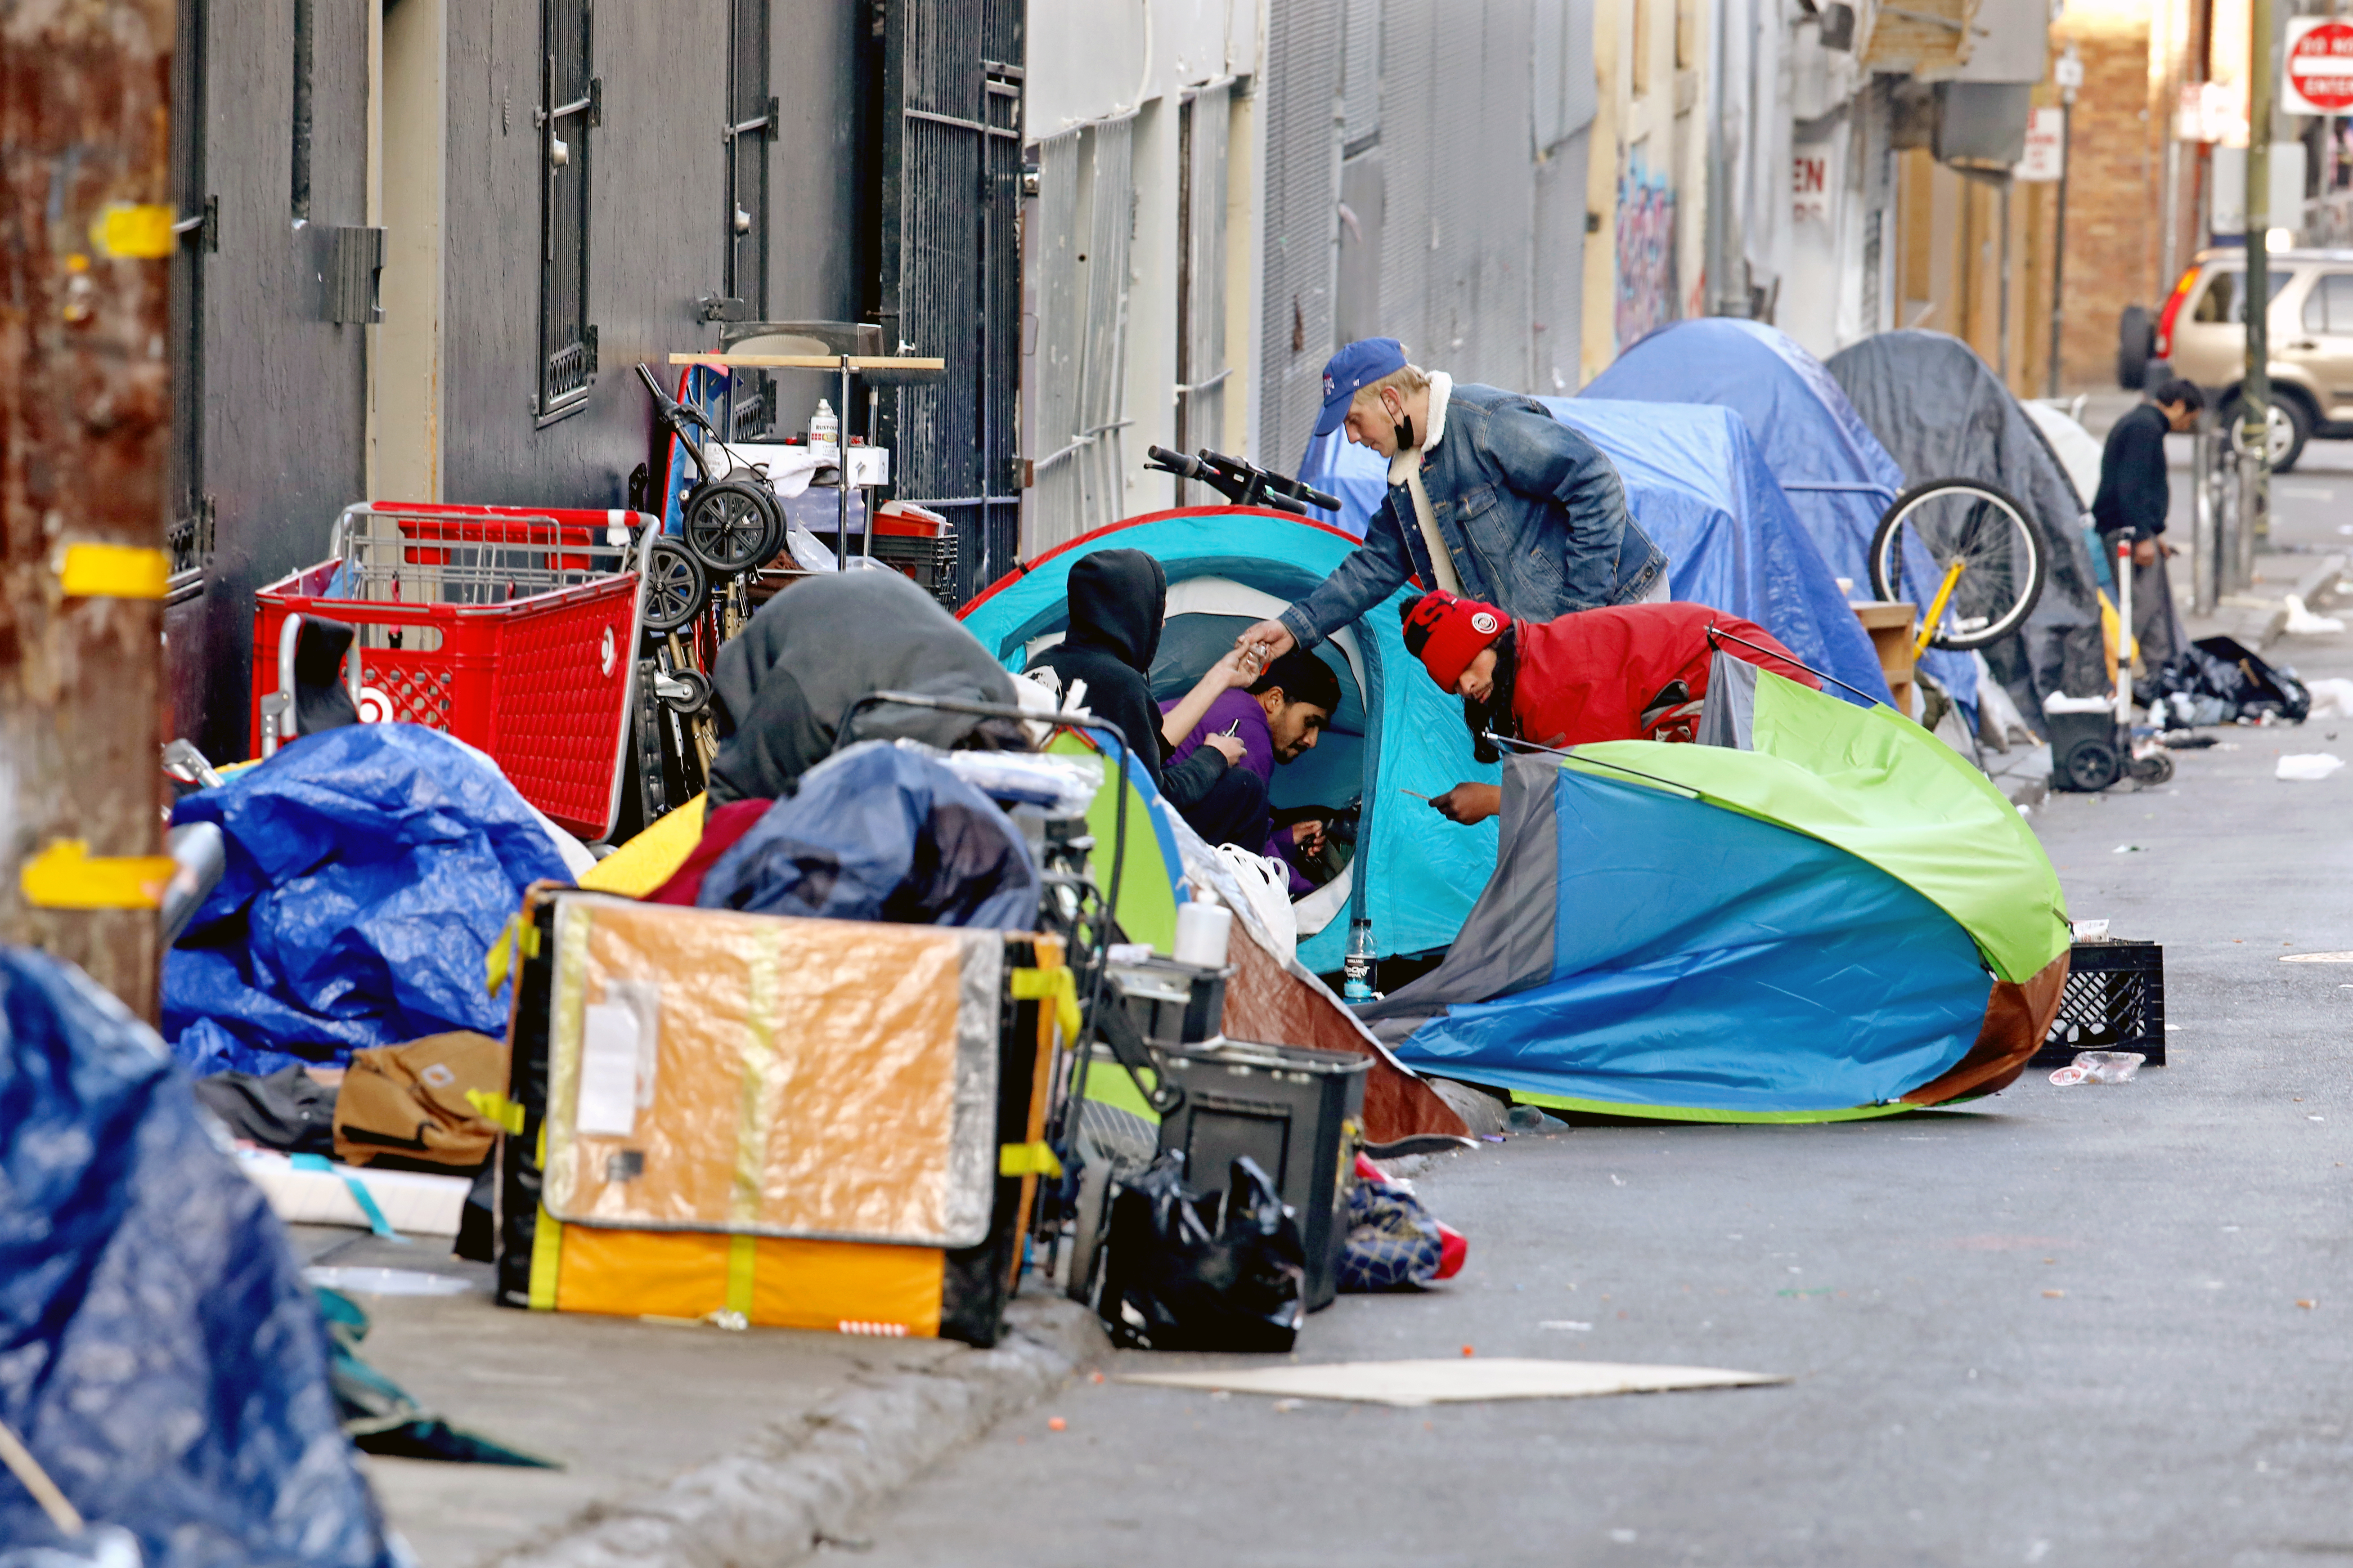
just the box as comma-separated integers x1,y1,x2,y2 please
821,448,2353,1568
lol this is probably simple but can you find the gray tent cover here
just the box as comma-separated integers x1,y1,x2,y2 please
1826,331,2106,714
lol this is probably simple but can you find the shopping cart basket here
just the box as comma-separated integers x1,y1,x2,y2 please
252,502,655,842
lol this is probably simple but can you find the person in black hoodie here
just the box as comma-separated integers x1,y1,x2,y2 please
1028,549,1247,812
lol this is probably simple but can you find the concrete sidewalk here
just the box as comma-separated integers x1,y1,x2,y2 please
301,1226,1103,1567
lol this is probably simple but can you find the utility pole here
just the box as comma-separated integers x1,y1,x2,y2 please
0,2,176,1014
2242,0,2276,587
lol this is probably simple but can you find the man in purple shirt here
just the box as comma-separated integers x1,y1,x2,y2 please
1160,648,1341,895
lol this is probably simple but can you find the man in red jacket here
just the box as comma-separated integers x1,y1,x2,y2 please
1400,590,1819,824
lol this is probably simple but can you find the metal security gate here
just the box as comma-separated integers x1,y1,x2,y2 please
878,0,1024,604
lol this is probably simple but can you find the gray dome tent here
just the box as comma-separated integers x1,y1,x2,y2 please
1827,330,2106,719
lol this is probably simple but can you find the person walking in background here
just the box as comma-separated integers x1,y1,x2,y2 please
1235,337,1667,668
2092,378,2201,669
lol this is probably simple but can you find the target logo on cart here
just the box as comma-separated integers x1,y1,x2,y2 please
2286,19,2353,115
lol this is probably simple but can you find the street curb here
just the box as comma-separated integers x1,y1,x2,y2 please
487,1295,1105,1568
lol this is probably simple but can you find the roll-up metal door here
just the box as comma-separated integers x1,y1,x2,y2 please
878,0,1024,603
1257,0,1343,472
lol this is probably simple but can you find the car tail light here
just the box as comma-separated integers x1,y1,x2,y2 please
2155,267,2199,360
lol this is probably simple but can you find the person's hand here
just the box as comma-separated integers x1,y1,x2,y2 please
1236,619,1296,668
1430,783,1503,824
1289,818,1327,856
1206,645,1255,690
2132,537,2159,568
1203,731,1245,766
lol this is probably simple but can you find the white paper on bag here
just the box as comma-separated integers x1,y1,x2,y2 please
577,1001,643,1136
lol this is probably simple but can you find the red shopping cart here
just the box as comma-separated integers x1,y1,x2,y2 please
252,502,655,842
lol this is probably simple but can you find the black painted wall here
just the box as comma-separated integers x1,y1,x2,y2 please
167,0,372,763
170,0,867,758
437,0,866,507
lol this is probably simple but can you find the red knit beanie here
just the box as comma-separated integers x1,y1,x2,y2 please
1401,591,1510,690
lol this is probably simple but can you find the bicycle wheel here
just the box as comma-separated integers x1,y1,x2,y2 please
641,538,709,633
681,479,781,574
1867,479,2045,651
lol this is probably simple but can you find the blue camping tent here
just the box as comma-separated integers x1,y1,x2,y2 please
960,508,1498,971
1298,398,1892,706
1580,317,1978,713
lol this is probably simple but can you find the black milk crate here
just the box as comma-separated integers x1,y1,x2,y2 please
2032,939,2164,1067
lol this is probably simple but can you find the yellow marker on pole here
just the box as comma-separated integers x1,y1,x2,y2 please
20,840,176,909
92,203,180,260
58,543,169,600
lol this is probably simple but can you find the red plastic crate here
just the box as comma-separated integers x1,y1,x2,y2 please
253,503,653,842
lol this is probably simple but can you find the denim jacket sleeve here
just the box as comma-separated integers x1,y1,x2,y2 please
1278,491,1417,650
1481,403,1638,609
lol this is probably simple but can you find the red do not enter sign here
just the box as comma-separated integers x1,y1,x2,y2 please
2288,19,2353,114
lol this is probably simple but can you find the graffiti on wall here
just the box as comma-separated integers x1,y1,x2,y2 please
1615,154,1678,349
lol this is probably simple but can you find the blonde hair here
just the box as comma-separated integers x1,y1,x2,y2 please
1350,364,1430,416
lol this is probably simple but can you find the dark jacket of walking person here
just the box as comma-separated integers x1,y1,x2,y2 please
1236,337,1667,668
2090,378,2202,668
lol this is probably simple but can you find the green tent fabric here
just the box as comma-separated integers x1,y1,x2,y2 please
1576,668,2069,984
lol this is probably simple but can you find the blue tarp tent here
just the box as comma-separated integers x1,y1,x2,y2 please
1581,317,1978,714
960,508,1498,971
1298,398,1892,706
165,725,572,1076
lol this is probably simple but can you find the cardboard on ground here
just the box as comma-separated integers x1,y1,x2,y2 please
1117,1357,1789,1407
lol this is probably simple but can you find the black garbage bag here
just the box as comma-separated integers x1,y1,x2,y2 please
2137,635,2310,726
1098,1151,1305,1353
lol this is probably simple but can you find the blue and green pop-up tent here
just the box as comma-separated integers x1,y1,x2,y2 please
1358,659,2072,1120
959,506,1496,972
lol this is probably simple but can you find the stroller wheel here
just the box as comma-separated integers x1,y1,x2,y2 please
657,666,712,716
682,479,782,574
2127,748,2175,785
641,539,709,633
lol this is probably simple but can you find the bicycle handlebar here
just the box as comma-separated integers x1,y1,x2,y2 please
1144,444,1341,515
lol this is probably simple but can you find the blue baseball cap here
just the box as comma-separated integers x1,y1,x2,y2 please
1314,337,1408,436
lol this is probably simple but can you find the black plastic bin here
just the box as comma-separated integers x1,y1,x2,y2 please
2033,938,2165,1067
1154,1038,1368,1311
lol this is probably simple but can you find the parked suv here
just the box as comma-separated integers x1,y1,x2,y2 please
2145,247,2353,472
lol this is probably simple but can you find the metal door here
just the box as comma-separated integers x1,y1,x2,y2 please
877,0,1024,603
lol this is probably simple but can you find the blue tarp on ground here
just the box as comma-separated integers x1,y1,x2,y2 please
1298,398,1893,707
1583,317,1979,715
165,724,570,1076
0,948,395,1568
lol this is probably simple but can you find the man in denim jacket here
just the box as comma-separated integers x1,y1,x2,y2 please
1237,338,1668,665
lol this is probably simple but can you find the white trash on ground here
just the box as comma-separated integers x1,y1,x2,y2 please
2305,677,2353,719
2277,753,2346,781
2050,1050,2145,1086
2282,594,2346,635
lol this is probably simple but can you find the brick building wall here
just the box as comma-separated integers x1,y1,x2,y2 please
2054,16,2165,390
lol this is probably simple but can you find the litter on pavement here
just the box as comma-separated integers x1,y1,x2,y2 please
2277,753,2346,780
1117,1358,1790,1407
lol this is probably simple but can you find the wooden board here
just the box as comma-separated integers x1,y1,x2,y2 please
1850,600,1917,717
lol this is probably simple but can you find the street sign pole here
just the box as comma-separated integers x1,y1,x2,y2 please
2242,0,2275,587
2048,50,2082,397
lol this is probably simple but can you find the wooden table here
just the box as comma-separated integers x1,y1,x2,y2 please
1850,600,1917,716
